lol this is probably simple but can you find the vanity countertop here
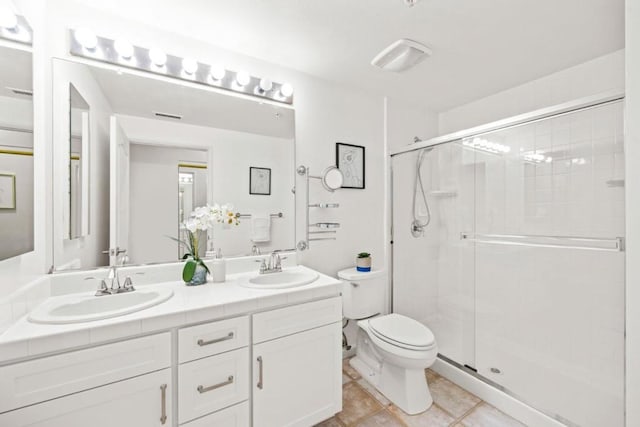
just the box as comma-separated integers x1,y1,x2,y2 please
0,265,342,364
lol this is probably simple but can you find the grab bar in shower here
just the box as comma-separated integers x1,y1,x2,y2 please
460,232,624,252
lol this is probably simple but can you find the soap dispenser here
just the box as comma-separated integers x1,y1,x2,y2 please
212,248,226,283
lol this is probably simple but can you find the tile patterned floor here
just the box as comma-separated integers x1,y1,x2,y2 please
316,358,526,427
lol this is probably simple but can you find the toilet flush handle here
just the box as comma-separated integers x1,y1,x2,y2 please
350,282,360,288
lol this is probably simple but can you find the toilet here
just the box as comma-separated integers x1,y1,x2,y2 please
338,268,438,415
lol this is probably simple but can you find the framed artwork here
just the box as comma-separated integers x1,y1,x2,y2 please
0,173,16,209
336,142,365,189
250,167,271,195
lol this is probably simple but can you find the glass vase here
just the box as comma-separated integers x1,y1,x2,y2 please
186,264,208,286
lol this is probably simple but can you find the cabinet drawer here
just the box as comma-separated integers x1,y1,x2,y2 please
178,347,249,424
179,316,249,363
252,297,342,344
181,401,249,427
0,332,170,413
0,368,172,426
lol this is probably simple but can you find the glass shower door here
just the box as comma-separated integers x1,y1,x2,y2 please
392,141,476,368
470,100,625,427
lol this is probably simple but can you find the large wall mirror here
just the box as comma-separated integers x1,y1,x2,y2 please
0,43,33,261
52,59,295,270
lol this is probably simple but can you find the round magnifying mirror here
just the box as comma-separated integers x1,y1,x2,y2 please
321,166,344,191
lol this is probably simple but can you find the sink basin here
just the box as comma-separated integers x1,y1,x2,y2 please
28,287,174,324
240,268,319,289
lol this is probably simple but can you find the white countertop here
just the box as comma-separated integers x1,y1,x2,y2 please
0,265,342,364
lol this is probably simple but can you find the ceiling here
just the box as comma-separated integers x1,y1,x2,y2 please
87,64,295,139
74,0,624,111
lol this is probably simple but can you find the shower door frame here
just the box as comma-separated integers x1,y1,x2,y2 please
389,89,626,426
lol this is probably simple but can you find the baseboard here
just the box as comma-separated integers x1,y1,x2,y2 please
432,359,566,427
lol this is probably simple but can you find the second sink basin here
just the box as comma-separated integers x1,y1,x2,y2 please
241,268,319,289
28,287,174,324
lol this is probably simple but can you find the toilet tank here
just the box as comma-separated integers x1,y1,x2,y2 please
338,268,386,320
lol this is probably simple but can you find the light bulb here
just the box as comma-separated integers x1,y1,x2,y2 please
74,28,98,50
210,65,226,81
149,48,167,66
259,78,273,92
114,38,133,59
182,58,198,74
280,83,294,97
0,6,17,29
236,71,250,87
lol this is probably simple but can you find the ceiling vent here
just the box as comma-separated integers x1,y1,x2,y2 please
371,39,432,72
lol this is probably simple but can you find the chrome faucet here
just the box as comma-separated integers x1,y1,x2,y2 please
258,251,283,274
251,245,261,255
96,250,135,296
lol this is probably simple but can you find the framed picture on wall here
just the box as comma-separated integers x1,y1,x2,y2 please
0,173,16,209
250,167,271,195
336,142,365,189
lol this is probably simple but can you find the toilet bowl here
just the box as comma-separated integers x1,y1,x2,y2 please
338,266,437,415
350,313,438,414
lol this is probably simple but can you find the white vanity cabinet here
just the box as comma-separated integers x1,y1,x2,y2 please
177,316,250,425
252,297,343,427
0,333,172,427
0,292,343,427
0,368,173,427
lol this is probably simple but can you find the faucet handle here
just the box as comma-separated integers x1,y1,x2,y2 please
259,259,267,273
96,280,109,296
122,276,135,291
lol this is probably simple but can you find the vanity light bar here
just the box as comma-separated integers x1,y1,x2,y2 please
0,12,32,45
68,29,294,105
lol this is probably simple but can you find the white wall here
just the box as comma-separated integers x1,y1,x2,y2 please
438,50,625,135
128,144,207,264
625,0,639,425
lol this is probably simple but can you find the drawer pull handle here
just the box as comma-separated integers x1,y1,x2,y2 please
160,383,167,425
197,332,234,346
257,356,264,389
197,375,234,393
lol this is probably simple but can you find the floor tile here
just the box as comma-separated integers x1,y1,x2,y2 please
356,410,404,427
460,402,526,427
315,417,344,427
388,403,455,427
429,376,481,418
343,357,361,380
337,382,383,425
356,378,391,407
425,368,440,383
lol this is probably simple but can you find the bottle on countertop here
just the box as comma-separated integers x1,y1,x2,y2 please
212,248,226,283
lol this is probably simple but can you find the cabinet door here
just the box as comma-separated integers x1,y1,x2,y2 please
0,368,172,427
253,322,342,427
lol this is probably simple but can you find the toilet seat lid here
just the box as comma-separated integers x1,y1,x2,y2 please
368,314,435,349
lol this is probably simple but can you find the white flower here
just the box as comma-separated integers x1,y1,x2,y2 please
185,218,197,233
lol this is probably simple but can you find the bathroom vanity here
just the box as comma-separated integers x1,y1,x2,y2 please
0,260,342,427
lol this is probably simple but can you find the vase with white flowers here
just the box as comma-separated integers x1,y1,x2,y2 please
170,203,239,286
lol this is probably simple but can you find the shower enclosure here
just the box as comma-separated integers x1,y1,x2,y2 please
391,99,625,427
